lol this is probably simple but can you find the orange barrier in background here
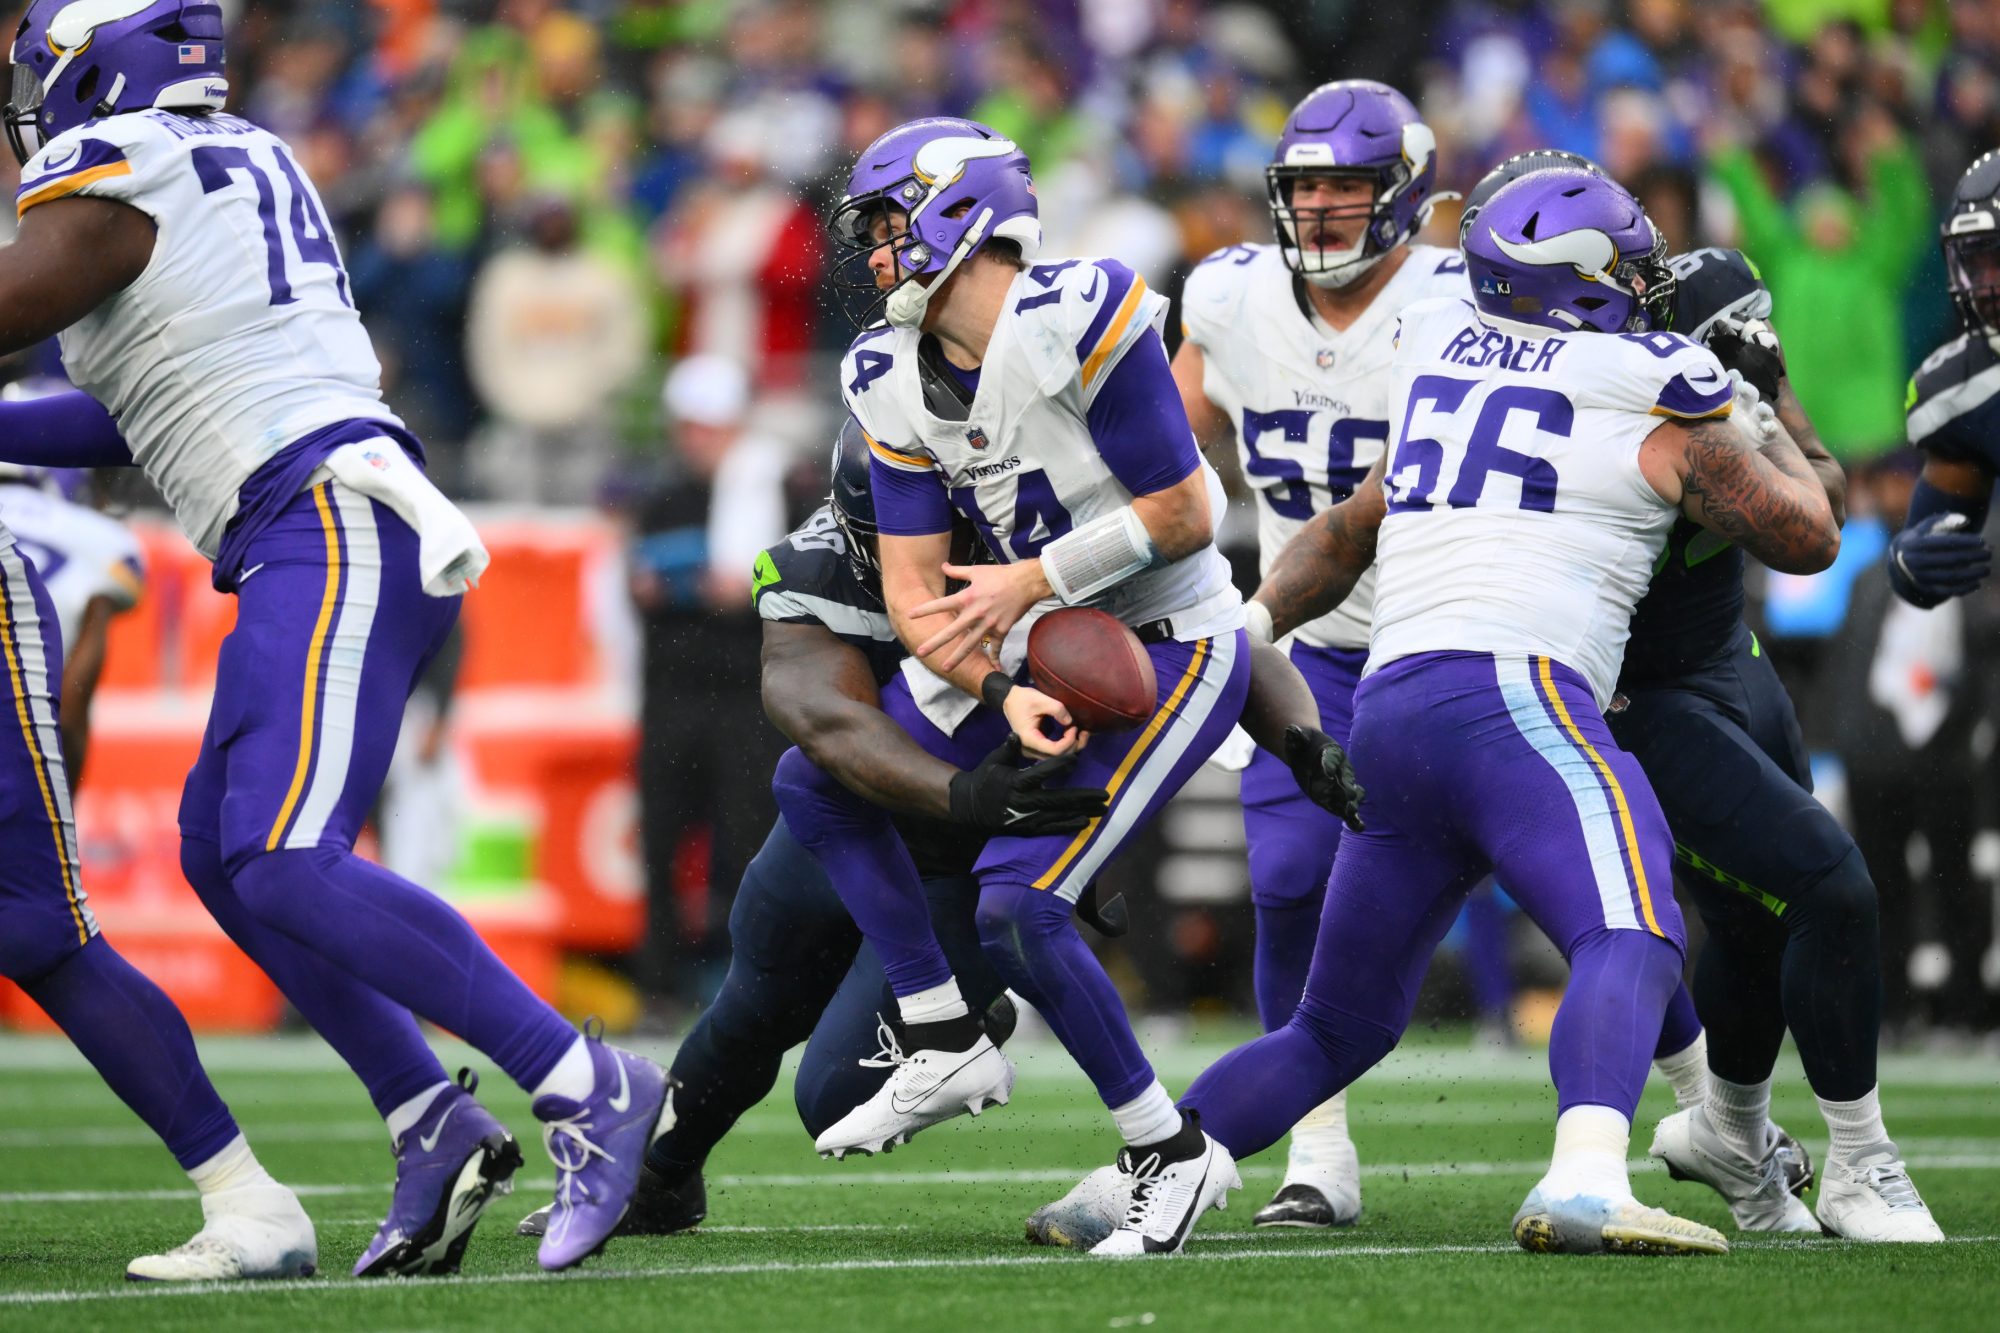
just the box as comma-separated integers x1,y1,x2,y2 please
1,511,644,1032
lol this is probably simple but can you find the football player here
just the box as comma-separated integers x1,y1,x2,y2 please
1461,153,1938,1241
822,116,1258,1241
0,1,666,1275
0,509,316,1280
1161,170,1839,1257
1891,149,2000,606
0,381,145,787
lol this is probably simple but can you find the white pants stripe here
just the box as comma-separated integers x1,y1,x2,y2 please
285,485,382,850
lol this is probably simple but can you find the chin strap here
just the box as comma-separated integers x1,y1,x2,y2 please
887,207,992,329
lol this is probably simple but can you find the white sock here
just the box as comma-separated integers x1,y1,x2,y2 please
1707,1074,1773,1160
186,1134,275,1197
1286,1090,1351,1171
1652,1030,1709,1111
1818,1085,1890,1164
1110,1080,1182,1148
531,1035,595,1104
383,1080,453,1146
1537,1105,1632,1201
896,979,969,1027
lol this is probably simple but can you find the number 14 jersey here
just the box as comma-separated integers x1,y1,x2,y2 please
1370,297,1733,709
16,111,398,558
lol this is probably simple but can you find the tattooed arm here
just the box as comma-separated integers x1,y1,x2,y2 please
1639,410,1840,575
1776,377,1847,528
1249,455,1389,640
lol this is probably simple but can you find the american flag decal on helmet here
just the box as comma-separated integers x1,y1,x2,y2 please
179,43,206,64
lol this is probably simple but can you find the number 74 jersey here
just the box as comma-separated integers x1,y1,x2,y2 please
16,111,398,559
1369,296,1734,710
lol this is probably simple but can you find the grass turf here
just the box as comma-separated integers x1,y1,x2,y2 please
0,1028,1994,1331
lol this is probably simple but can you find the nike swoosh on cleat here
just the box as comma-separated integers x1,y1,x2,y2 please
889,1051,985,1115
607,1057,631,1114
418,1102,459,1153
1143,1157,1213,1254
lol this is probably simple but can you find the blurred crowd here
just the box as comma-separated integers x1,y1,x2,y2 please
8,0,1996,1037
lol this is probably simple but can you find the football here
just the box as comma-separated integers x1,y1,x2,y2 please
1025,607,1157,732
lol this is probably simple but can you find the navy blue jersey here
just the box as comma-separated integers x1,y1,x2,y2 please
1907,331,2000,470
753,507,903,686
752,506,975,878
1620,249,1772,688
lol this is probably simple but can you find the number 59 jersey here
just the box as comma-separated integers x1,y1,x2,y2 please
1180,241,1468,651
15,111,399,559
1369,297,1734,709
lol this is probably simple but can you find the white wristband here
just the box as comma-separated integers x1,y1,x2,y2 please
1041,505,1157,604
1243,600,1274,644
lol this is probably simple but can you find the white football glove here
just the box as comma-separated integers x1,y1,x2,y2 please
1727,367,1779,442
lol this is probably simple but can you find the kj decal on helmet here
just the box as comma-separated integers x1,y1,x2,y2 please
1463,169,1669,335
1266,80,1442,289
1944,150,2000,339
5,0,228,165
827,117,1041,330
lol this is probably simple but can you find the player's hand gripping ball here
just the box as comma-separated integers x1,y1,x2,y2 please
1026,608,1157,732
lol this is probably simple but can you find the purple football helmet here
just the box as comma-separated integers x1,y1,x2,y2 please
1267,80,1439,288
828,117,1040,329
1463,169,1668,334
5,0,227,165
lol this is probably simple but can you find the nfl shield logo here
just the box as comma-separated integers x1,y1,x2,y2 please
966,425,989,450
1315,347,1335,370
178,43,206,63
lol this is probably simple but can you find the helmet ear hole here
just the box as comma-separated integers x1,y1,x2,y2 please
74,65,98,104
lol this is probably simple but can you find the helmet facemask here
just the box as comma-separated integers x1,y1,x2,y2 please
1946,229,2000,338
1268,163,1405,289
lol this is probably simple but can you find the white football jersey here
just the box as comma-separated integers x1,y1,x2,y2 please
16,111,401,559
0,485,143,654
847,257,1242,732
1370,297,1734,709
1181,242,1468,649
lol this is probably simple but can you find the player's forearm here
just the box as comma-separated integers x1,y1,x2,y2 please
0,393,134,468
1239,639,1318,756
1777,379,1846,527
1679,415,1839,574
775,694,959,819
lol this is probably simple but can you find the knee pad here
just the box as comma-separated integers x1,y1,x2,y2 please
1289,991,1401,1072
1792,845,1879,935
228,846,333,936
0,904,88,985
1247,828,1337,912
973,881,1065,981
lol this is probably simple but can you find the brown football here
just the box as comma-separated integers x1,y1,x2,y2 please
1025,608,1158,733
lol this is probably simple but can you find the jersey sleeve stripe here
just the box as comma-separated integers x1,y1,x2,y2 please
1072,261,1141,364
865,431,934,471
16,160,134,217
1649,371,1734,421
1079,274,1151,393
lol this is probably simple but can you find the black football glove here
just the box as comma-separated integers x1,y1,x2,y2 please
1704,315,1786,404
1889,512,1992,608
1283,724,1365,832
949,736,1109,836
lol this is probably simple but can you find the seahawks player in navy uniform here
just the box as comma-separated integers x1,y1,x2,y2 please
1461,152,1941,1241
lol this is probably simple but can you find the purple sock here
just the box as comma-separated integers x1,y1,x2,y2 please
1181,994,1400,1159
1654,979,1702,1060
21,936,240,1170
1551,928,1684,1117
975,880,1155,1107
771,747,953,998
1252,889,1322,1031
1457,886,1517,1020
182,836,448,1117
228,846,578,1093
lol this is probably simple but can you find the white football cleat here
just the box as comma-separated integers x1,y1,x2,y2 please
1090,1127,1241,1258
1511,1186,1729,1256
1815,1142,1944,1242
1649,1107,1818,1232
1255,1131,1361,1229
1025,1165,1129,1249
126,1182,318,1282
814,1023,1014,1160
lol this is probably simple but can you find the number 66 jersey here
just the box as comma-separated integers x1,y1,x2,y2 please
1370,297,1734,709
15,110,398,560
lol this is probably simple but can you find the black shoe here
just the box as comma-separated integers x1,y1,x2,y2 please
516,1164,706,1238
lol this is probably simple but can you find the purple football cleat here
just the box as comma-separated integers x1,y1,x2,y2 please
354,1069,524,1278
531,1032,676,1272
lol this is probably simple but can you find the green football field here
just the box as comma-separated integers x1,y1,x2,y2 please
1,1027,1995,1332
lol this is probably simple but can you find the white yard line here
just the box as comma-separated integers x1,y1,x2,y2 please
5,1235,1998,1309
